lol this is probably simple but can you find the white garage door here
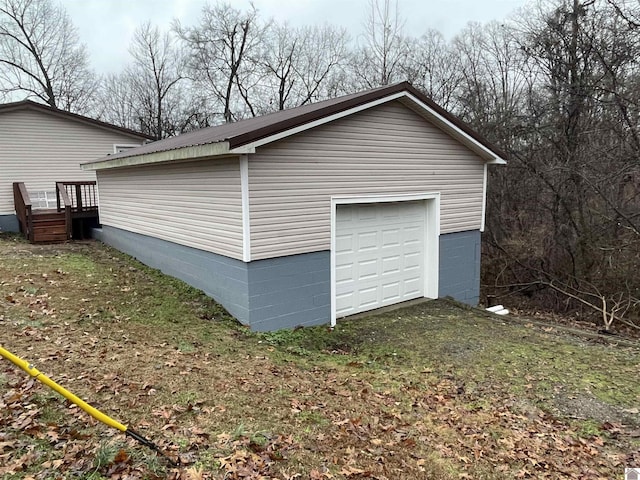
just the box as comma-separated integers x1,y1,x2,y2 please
335,200,426,318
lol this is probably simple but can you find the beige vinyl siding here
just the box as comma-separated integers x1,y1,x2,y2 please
248,100,485,260
97,159,243,259
0,108,144,214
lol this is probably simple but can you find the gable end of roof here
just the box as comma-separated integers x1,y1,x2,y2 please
0,99,154,141
81,81,507,170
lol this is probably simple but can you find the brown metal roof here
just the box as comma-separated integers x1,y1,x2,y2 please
84,82,507,165
0,99,154,141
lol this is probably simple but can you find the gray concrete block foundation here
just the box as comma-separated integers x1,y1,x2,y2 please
94,226,481,330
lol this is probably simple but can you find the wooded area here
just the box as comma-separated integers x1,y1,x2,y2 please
1,0,638,331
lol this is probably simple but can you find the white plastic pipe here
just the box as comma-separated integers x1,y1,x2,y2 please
486,304,504,313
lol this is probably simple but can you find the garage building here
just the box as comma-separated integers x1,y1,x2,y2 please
82,82,506,331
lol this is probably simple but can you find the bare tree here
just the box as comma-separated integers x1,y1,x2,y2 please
0,0,96,111
605,0,640,27
471,0,640,330
402,29,463,110
126,22,185,139
258,23,348,112
295,25,349,104
98,73,138,131
351,0,408,88
175,2,265,123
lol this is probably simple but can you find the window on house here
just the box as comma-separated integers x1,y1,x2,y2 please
30,191,58,209
113,144,142,154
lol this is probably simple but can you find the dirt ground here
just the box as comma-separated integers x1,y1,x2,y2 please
0,235,639,479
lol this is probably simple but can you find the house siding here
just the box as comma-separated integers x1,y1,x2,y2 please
248,100,485,260
0,108,144,217
96,158,244,260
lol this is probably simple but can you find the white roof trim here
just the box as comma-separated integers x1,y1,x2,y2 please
83,89,507,170
228,92,408,155
230,91,507,164
402,92,507,164
81,142,232,171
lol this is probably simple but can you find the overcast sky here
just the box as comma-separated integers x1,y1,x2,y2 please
59,0,531,75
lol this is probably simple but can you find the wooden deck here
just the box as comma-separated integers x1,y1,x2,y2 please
13,181,99,243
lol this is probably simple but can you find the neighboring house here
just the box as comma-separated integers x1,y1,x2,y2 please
82,82,506,331
0,100,152,233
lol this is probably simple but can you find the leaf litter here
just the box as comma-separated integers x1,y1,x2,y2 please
0,235,639,479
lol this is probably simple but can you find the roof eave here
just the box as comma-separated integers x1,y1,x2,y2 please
80,82,508,169
487,158,507,165
81,141,232,171
231,90,508,165
0,99,153,141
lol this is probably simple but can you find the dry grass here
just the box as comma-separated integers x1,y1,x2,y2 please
1,235,639,479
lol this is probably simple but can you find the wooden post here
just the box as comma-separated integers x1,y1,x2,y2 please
75,184,83,211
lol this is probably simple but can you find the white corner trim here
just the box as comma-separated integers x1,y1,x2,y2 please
240,154,251,262
480,163,488,233
330,199,337,327
330,192,441,327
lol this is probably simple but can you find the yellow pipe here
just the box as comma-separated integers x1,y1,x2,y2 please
0,345,126,431
0,345,177,465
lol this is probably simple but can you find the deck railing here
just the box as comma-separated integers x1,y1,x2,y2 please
55,182,73,239
13,182,34,242
56,181,98,216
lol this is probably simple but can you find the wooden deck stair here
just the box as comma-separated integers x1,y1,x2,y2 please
31,210,68,243
13,181,99,244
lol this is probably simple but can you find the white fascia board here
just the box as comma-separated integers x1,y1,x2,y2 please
401,93,507,164
230,92,507,165
230,93,409,153
81,142,232,171
83,91,506,169
487,158,507,165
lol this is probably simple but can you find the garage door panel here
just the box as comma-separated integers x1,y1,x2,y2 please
404,277,422,296
382,228,400,246
404,252,422,268
357,205,377,221
336,234,353,253
335,264,353,283
337,207,353,223
404,242,422,252
358,286,379,308
382,282,401,302
358,259,378,279
336,292,355,316
382,255,400,274
335,200,426,318
403,225,422,241
381,205,400,219
357,231,378,250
